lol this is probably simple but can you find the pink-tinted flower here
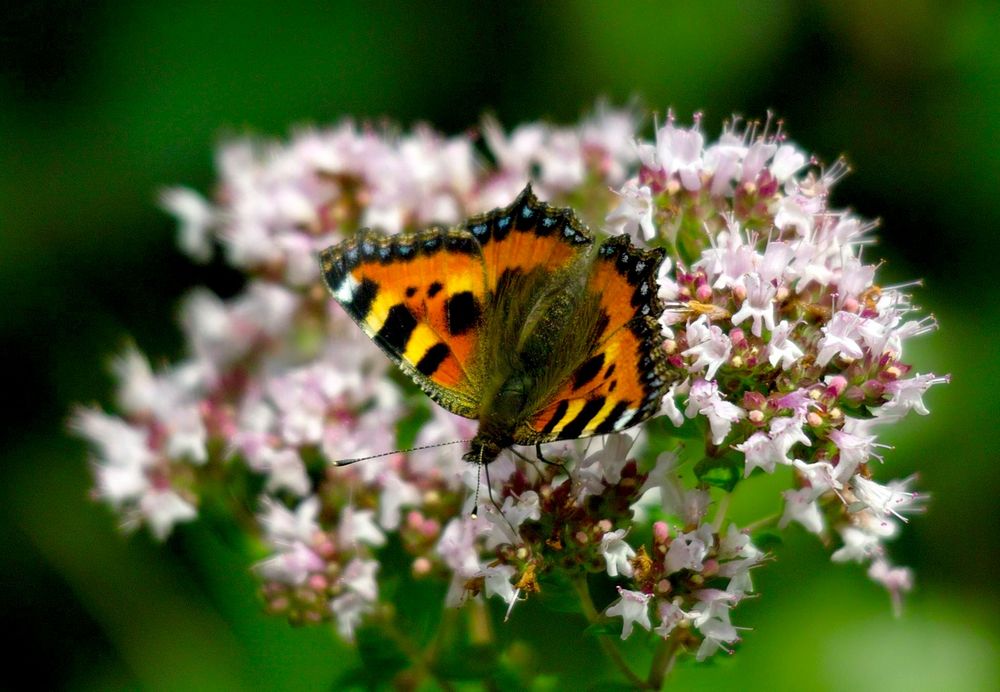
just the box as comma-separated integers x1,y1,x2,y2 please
686,379,745,445
605,587,653,639
683,316,732,380
730,273,776,337
601,528,637,578
779,488,824,534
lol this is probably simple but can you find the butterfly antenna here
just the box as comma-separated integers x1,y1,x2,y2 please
470,445,484,518
334,439,470,467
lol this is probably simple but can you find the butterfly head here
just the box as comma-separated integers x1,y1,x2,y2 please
462,431,509,466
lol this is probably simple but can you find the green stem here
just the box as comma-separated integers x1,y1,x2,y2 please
647,632,683,689
573,577,651,690
711,492,731,533
742,512,781,533
376,612,457,691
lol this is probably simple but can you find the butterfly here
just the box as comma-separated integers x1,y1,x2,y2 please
319,185,674,466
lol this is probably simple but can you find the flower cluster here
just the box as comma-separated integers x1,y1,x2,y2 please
605,112,944,619
74,106,944,680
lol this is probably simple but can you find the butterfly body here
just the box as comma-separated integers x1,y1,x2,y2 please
320,186,674,465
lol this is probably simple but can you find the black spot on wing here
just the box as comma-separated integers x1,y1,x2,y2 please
604,363,616,380
572,353,605,391
346,278,378,320
416,342,450,376
428,281,443,298
559,397,607,439
405,286,417,298
445,291,482,336
375,304,417,353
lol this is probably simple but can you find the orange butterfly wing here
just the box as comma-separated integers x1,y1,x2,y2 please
463,185,593,294
319,227,487,418
518,235,673,442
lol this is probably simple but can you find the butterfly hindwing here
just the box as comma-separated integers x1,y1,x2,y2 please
517,235,672,442
320,227,487,418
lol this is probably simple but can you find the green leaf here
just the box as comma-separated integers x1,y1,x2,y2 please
536,572,583,614
434,643,499,680
694,453,742,492
752,529,783,551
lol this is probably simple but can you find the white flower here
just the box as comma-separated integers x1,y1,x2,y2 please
579,431,637,484
338,506,386,548
604,587,652,640
690,595,740,661
686,379,745,445
816,311,865,367
779,488,824,534
793,459,843,500
258,448,311,497
259,495,320,545
657,381,686,427
330,591,370,641
831,525,881,564
770,144,807,183
378,471,421,530
735,432,784,477
340,557,379,602
730,273,776,337
159,186,216,262
437,517,484,578
331,559,380,640
654,601,689,638
850,474,923,522
601,529,637,578
162,404,208,464
655,122,705,191
878,373,950,420
867,558,913,616
482,564,518,608
828,423,883,482
768,413,811,464
641,451,710,525
137,488,197,540
665,526,713,574
767,320,804,370
683,316,732,380
255,542,324,585
73,408,156,472
606,181,656,241
111,345,159,415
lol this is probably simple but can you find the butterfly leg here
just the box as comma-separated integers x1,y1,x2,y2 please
535,443,569,475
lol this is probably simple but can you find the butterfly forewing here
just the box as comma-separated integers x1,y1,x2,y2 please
320,227,488,418
464,186,593,296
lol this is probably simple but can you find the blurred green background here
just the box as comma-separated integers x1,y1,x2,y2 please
2,1,997,689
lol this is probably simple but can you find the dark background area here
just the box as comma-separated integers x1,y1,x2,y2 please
2,1,997,689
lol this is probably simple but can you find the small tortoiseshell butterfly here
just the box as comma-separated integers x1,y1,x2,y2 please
319,186,673,465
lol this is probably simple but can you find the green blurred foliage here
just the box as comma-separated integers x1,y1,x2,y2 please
1,1,997,689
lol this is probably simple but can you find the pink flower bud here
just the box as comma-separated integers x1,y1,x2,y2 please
827,375,848,397
653,521,670,543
